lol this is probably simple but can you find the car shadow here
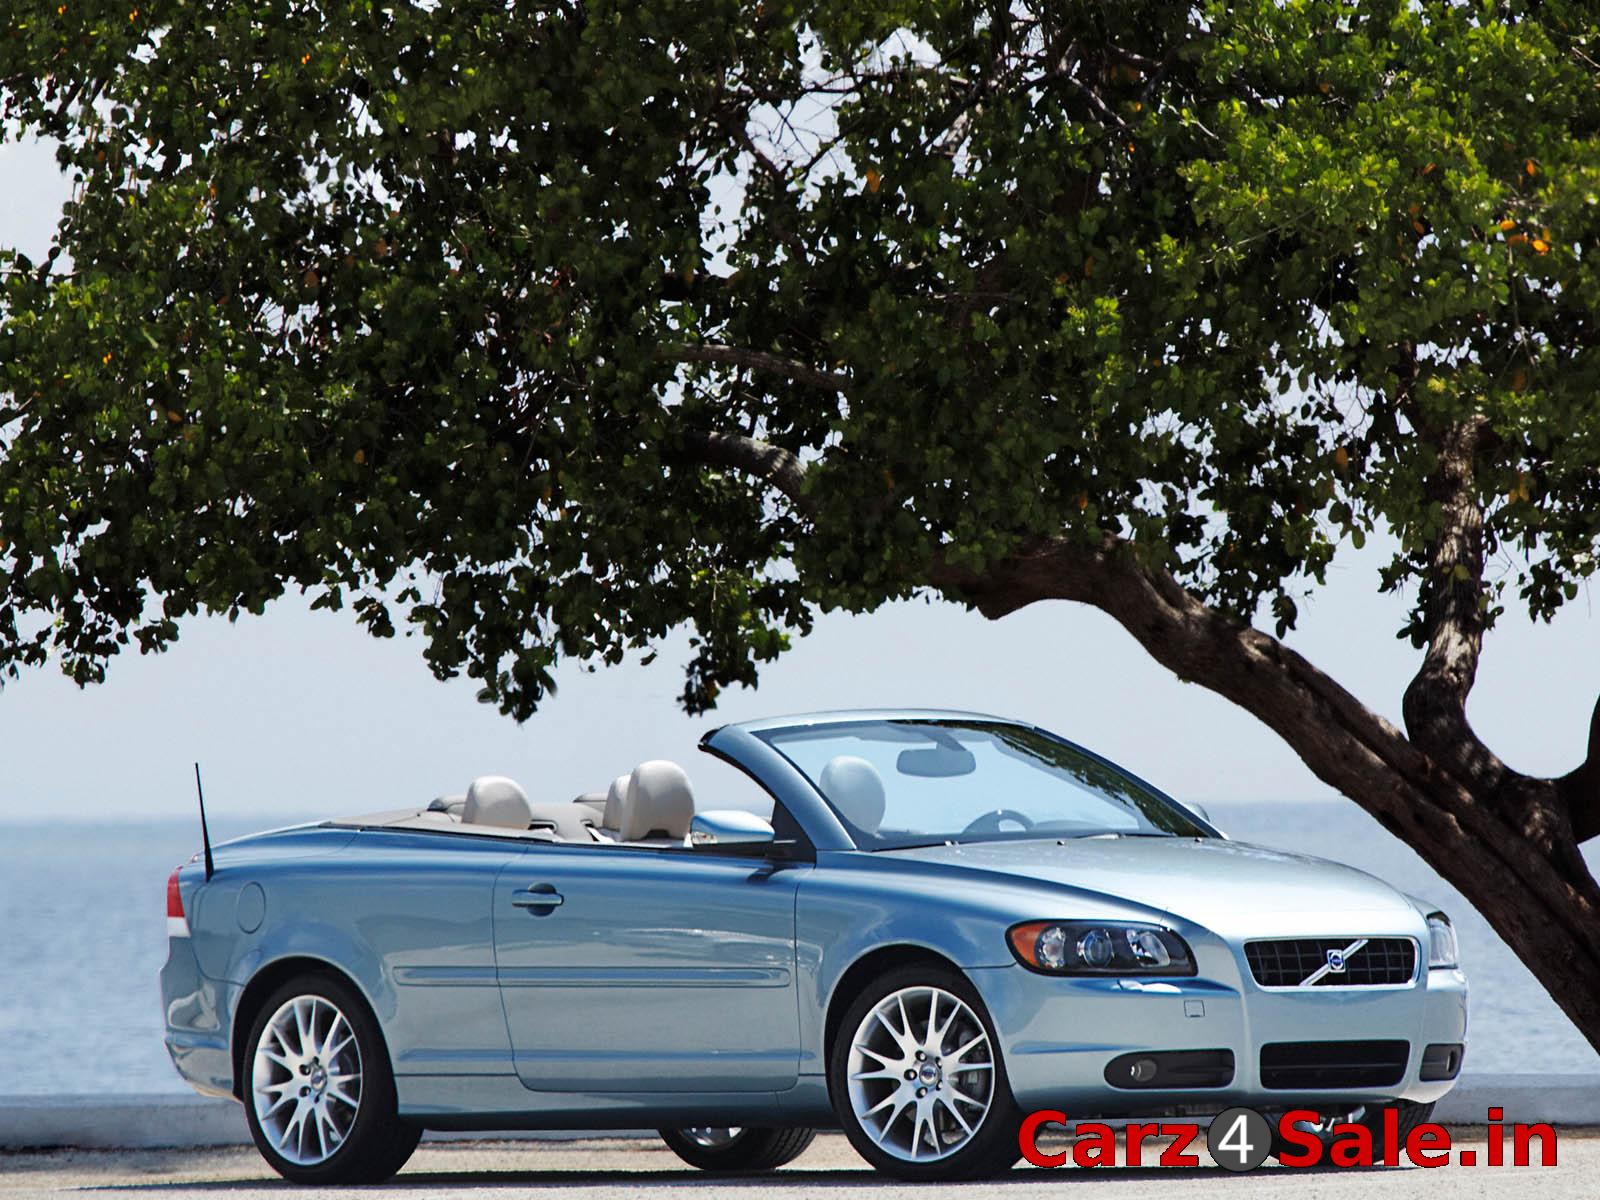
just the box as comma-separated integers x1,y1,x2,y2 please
82,1163,1405,1192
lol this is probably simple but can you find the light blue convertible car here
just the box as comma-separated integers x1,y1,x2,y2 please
161,709,1467,1183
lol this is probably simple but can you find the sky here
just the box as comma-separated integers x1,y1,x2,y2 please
3,136,1600,822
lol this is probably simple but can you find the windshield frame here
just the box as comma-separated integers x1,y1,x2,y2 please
753,717,1215,850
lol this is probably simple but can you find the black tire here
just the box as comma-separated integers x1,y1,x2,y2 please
241,972,421,1185
658,1126,817,1171
1271,1099,1436,1165
829,963,1022,1181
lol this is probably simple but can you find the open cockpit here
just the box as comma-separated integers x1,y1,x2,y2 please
339,759,704,847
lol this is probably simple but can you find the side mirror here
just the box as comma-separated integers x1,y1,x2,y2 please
1185,802,1223,837
688,810,776,849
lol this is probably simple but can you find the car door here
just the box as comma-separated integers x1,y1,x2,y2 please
492,842,807,1093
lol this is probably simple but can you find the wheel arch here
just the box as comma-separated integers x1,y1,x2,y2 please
822,944,968,1080
230,956,388,1099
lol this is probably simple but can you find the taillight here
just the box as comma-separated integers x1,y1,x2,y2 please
167,867,190,937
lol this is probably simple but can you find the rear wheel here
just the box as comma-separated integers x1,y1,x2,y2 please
658,1126,816,1171
829,964,1021,1181
242,973,421,1185
1271,1100,1436,1165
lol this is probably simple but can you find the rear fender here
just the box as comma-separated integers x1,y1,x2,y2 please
231,925,396,1026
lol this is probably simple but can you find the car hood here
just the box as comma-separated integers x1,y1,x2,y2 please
883,836,1419,934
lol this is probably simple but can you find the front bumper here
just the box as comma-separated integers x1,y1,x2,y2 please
971,929,1468,1115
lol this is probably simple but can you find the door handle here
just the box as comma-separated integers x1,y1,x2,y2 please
511,883,564,911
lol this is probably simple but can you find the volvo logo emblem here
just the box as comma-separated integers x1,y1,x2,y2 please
1300,938,1367,986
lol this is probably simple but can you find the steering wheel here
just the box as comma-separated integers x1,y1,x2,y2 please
960,808,1036,836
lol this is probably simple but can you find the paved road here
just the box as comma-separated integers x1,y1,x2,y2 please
0,1131,1587,1198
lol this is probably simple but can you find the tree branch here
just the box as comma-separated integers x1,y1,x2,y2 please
929,534,1429,799
660,344,851,394
680,430,814,517
1400,413,1511,792
1384,374,1592,858
1560,695,1600,843
728,121,814,265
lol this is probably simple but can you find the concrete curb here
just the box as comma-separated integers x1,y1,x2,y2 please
3,1075,1595,1150
0,1094,250,1150
1434,1074,1600,1125
0,1094,648,1150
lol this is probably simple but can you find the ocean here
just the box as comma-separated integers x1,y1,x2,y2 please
0,800,1594,1097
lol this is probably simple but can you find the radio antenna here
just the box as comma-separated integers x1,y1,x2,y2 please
194,762,215,882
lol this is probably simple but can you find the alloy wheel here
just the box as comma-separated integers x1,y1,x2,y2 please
844,985,994,1162
250,994,364,1167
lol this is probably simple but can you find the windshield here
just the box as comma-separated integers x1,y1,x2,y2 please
757,719,1209,849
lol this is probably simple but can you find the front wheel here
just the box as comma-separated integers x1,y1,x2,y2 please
242,973,421,1185
658,1126,816,1171
829,964,1022,1181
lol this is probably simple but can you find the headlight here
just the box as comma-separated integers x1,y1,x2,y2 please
1427,912,1459,969
1008,921,1196,976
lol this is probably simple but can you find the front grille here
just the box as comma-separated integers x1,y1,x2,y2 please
1260,1040,1410,1089
1244,937,1416,987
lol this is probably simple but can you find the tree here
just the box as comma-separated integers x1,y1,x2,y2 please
4,1,1600,1045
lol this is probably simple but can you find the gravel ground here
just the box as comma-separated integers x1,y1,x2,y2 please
0,1130,1587,1199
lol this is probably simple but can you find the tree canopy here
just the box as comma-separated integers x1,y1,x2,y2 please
5,0,1598,712
7,2,1600,1041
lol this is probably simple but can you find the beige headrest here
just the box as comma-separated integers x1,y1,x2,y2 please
602,773,632,831
620,761,696,841
819,755,887,833
462,775,532,829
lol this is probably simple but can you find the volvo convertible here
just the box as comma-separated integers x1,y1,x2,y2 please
161,709,1467,1183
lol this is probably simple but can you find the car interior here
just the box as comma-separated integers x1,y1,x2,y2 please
342,759,708,847
337,753,887,848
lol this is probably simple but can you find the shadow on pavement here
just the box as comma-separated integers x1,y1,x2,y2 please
82,1163,1401,1191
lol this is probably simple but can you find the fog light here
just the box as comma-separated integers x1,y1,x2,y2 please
1103,1049,1235,1089
1420,1042,1465,1081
